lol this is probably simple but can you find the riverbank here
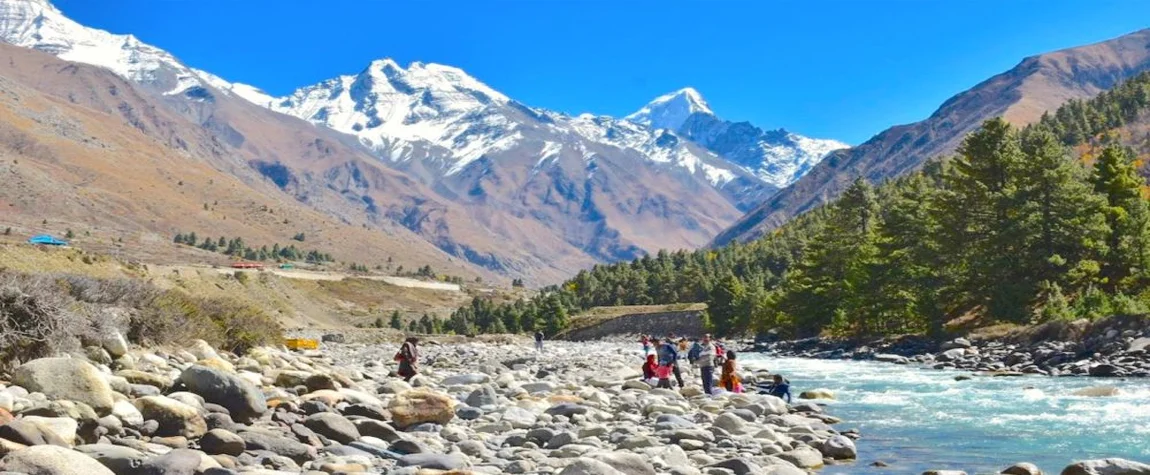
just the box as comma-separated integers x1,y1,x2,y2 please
0,336,855,474
755,314,1150,378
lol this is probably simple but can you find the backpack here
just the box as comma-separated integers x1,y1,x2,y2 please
687,343,702,363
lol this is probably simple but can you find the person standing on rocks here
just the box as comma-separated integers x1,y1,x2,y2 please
720,350,742,392
534,330,544,352
395,337,420,382
663,335,685,388
695,334,717,395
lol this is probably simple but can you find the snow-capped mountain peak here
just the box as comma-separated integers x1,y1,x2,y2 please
0,0,206,95
625,87,714,131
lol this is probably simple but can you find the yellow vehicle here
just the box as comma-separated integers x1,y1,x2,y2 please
284,338,319,350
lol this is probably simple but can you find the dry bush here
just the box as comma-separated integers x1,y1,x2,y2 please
129,290,282,354
0,272,83,370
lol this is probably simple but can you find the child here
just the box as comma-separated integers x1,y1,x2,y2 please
720,350,742,392
656,362,674,389
642,354,657,381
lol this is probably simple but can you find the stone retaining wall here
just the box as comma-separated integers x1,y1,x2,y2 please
560,311,706,341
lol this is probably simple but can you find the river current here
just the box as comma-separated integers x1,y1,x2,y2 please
739,354,1150,474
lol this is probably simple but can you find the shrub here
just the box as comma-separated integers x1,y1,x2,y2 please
0,272,83,370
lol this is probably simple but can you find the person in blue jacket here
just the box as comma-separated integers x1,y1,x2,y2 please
758,374,792,402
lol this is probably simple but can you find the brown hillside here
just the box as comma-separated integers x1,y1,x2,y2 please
715,28,1150,245
0,44,487,281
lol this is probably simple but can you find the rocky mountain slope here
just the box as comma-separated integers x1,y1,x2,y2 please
714,28,1150,246
0,43,486,281
0,0,845,283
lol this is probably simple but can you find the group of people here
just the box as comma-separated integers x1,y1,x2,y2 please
390,333,791,402
639,333,792,401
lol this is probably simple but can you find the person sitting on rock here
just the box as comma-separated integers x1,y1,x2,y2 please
395,337,420,382
758,374,792,402
720,350,742,393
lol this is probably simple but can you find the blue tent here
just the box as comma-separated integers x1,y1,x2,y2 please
28,234,67,246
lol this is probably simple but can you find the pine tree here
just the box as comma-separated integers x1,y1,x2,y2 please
1092,144,1150,289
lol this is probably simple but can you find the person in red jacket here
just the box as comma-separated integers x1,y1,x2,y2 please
642,353,658,381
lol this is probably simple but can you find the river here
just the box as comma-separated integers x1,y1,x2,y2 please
740,354,1150,474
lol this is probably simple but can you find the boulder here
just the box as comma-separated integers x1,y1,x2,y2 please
798,389,835,400
352,420,401,442
588,452,657,475
178,365,266,423
706,457,762,475
112,400,144,428
303,413,360,444
0,445,115,474
388,390,455,429
559,457,626,475
102,331,129,358
1088,364,1121,377
11,358,114,415
396,453,467,470
239,430,316,463
819,435,857,460
133,396,207,438
779,445,824,469
73,444,147,473
441,374,490,386
1001,462,1043,475
712,413,747,434
546,403,589,418
466,385,499,407
1060,458,1150,475
131,449,204,475
0,420,68,447
20,417,76,446
200,429,245,456
115,370,173,391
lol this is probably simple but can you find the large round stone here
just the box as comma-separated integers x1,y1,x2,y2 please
178,365,266,423
303,413,360,444
388,390,455,429
133,396,207,438
0,445,115,474
12,358,114,416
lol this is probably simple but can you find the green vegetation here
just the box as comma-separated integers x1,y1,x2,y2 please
173,232,333,263
450,71,1150,339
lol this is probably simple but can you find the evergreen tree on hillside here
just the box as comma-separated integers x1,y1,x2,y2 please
1015,127,1107,292
388,311,402,330
1092,144,1150,289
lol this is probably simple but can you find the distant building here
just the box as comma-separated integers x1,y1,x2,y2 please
28,234,67,246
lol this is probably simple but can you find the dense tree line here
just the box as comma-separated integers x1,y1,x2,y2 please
173,232,333,263
446,72,1150,338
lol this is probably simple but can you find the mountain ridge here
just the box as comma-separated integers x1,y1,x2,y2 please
713,27,1150,246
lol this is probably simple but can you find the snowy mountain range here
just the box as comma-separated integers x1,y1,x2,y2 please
0,0,844,196
0,0,847,281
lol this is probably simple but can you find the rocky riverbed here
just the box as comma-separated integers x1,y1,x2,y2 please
0,334,859,474
0,333,1144,475
757,314,1150,379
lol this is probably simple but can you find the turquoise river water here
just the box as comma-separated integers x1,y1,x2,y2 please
740,354,1150,474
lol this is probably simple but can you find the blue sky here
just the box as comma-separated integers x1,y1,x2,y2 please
54,0,1150,145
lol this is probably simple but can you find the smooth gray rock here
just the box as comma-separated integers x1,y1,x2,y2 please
239,430,316,463
545,403,589,418
73,444,147,474
352,419,400,442
706,457,761,475
12,358,114,415
1001,462,1043,475
200,429,245,456
396,453,466,470
0,445,115,474
559,458,625,475
588,452,656,475
303,413,359,444
131,449,202,475
1060,458,1150,475
820,435,857,460
178,365,266,423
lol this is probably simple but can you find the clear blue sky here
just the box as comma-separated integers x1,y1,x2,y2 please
54,0,1150,145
